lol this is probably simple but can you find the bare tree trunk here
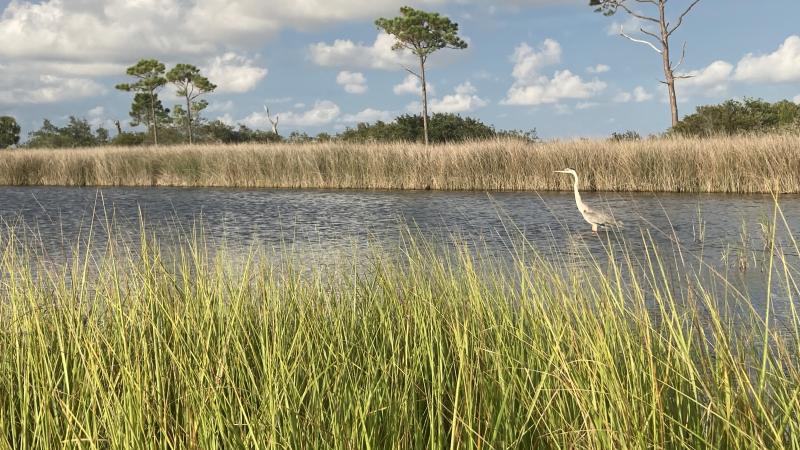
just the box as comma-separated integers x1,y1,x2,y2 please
616,0,700,129
150,90,159,146
186,96,193,145
419,55,429,146
658,0,679,127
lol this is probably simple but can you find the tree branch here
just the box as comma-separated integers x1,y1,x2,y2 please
639,26,661,42
620,30,662,54
668,0,701,36
616,3,660,23
400,65,421,79
670,41,688,71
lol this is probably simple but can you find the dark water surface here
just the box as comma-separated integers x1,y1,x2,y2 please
1,186,799,326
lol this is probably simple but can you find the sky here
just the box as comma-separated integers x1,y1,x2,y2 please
0,0,798,140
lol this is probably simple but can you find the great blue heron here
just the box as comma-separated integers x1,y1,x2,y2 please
555,168,621,232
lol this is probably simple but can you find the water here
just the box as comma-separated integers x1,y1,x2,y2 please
1,186,798,327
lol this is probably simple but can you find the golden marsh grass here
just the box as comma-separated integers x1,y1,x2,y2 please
1,134,799,192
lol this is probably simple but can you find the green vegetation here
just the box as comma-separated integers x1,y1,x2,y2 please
1,135,799,192
338,113,534,143
166,64,217,144
673,98,800,136
0,116,21,149
116,59,169,146
20,113,527,148
376,6,468,145
25,117,109,149
0,218,798,448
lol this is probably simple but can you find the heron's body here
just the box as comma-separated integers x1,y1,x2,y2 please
555,168,620,232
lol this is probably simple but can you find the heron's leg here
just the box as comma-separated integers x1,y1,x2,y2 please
592,223,598,233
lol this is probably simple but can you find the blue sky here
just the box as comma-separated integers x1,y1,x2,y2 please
0,0,798,139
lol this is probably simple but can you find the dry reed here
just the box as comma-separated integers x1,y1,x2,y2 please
1,134,799,192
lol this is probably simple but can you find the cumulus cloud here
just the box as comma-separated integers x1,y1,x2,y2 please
340,108,394,123
733,35,800,83
243,100,341,128
429,82,488,113
0,0,461,64
509,39,562,84
794,94,800,105
309,33,415,70
0,73,106,105
614,86,653,103
204,53,268,93
676,60,734,96
502,39,606,106
587,64,610,74
336,71,368,94
393,74,435,96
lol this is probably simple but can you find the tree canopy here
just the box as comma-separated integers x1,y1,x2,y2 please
672,98,800,136
0,116,21,149
116,59,168,145
166,64,216,144
375,7,468,60
376,7,468,145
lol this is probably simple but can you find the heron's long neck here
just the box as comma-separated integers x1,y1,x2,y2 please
571,174,585,209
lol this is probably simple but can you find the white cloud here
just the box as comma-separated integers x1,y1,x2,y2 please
509,39,562,84
242,100,341,128
504,70,606,106
576,102,598,110
587,64,610,74
86,105,107,128
88,106,105,118
676,60,734,96
0,74,106,105
794,94,800,105
614,86,653,103
734,35,800,83
204,53,268,93
216,113,235,125
429,82,488,113
340,108,394,123
309,32,416,70
0,0,461,64
608,15,649,37
393,74,435,96
206,100,235,113
503,39,606,106
336,71,368,94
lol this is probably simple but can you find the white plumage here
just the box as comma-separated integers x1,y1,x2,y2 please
555,168,621,232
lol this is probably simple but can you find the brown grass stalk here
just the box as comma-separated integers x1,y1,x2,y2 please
1,135,798,192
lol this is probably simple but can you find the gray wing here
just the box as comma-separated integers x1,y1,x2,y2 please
581,205,620,227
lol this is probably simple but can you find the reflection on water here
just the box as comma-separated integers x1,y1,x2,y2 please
0,186,798,326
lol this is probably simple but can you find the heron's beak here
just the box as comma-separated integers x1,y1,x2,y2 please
554,170,566,174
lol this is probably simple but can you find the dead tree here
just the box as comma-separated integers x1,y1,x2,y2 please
591,0,701,127
114,120,122,135
263,106,279,135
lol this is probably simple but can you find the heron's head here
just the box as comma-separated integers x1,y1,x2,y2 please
554,168,577,176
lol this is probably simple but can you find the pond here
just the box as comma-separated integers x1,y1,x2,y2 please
1,186,798,327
